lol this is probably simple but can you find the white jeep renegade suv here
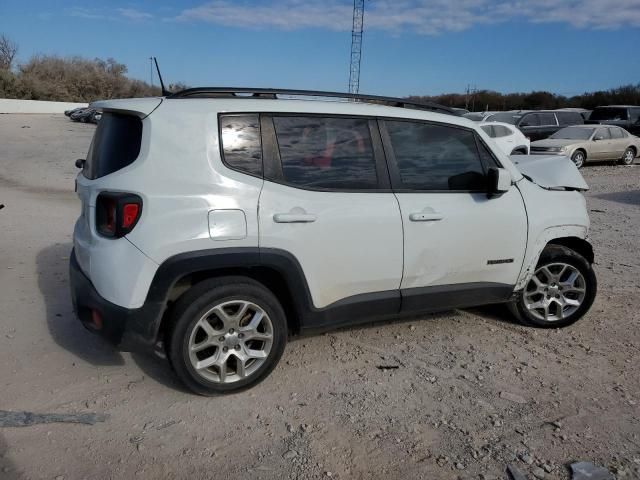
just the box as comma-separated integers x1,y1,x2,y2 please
70,88,597,395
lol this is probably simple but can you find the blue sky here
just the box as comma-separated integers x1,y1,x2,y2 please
1,0,640,97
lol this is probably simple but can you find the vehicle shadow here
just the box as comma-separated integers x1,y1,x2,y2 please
0,433,20,480
595,189,640,206
36,243,125,366
130,352,191,394
289,303,519,343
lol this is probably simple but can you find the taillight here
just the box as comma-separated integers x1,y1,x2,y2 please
96,192,143,238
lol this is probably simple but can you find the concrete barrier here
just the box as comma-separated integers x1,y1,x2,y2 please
0,99,87,114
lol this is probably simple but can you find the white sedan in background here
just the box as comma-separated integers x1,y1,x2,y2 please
480,121,530,156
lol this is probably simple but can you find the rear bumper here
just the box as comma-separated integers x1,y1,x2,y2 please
69,249,164,352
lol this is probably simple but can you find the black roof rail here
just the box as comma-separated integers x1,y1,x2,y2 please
166,87,456,115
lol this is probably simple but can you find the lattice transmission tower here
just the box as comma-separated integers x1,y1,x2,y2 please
348,0,365,94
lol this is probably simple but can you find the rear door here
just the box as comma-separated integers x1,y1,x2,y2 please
608,127,627,158
380,119,527,311
258,114,403,320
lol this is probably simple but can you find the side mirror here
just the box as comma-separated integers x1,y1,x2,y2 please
487,167,511,197
75,159,85,169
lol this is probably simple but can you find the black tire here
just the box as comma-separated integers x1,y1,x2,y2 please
571,150,586,168
619,147,636,166
167,276,287,395
509,245,597,328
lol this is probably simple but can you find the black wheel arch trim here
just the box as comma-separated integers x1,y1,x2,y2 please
138,247,515,347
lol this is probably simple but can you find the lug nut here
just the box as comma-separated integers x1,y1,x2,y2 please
238,333,244,339
229,328,235,334
219,336,225,342
234,345,241,350
222,346,228,352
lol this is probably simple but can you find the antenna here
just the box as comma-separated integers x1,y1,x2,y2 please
153,57,170,96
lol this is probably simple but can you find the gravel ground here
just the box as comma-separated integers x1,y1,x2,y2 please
1,114,638,480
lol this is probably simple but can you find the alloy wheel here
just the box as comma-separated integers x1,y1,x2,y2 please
187,300,274,383
623,149,635,165
523,262,586,322
572,152,584,168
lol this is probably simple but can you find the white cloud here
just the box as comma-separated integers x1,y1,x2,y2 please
174,0,640,34
117,8,154,21
67,6,153,22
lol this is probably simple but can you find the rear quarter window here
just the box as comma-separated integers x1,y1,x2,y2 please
219,114,263,177
84,113,142,180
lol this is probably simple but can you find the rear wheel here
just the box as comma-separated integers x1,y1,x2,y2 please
620,147,636,166
509,245,596,328
167,277,287,395
571,150,586,168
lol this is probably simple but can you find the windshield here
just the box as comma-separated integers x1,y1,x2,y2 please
589,107,628,121
463,113,486,121
550,127,594,140
485,112,522,124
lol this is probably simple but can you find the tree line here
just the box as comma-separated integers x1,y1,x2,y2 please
1,33,639,108
410,84,640,112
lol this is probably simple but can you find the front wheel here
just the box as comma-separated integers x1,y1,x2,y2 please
620,147,636,166
571,150,586,168
509,245,597,328
167,277,287,395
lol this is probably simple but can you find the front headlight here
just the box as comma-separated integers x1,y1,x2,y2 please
547,147,562,153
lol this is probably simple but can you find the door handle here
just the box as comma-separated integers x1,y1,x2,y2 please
273,213,317,223
409,212,444,222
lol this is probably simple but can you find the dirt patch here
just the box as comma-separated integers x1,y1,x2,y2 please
0,115,638,479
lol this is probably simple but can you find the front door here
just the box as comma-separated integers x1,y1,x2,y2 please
380,119,528,311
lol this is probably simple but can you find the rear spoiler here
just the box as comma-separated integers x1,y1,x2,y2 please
90,97,163,118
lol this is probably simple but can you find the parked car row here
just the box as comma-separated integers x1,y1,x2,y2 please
464,105,640,167
64,107,102,124
530,125,640,168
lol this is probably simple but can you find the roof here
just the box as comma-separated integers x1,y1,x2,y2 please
166,87,456,116
597,105,640,108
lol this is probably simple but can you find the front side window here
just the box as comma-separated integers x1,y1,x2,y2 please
386,120,487,191
220,115,262,176
595,128,611,140
272,116,377,190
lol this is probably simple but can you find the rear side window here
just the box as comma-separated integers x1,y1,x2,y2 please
385,121,487,191
272,116,377,190
609,127,622,139
556,112,583,126
85,113,142,179
519,114,540,127
538,113,557,126
219,115,262,177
